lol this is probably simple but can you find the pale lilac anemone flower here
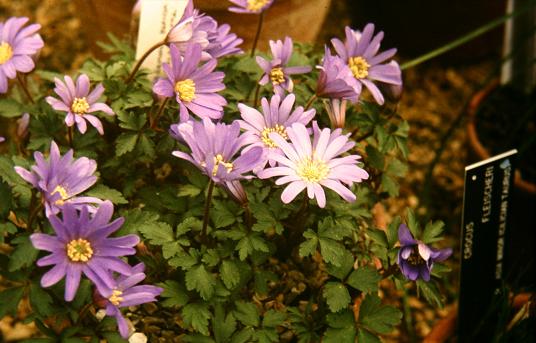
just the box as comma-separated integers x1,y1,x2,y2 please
237,93,315,168
316,46,360,103
172,118,264,184
30,202,139,301
331,24,402,105
228,0,274,14
397,224,452,281
258,122,369,208
257,37,311,97
14,141,102,217
0,17,44,93
46,74,114,135
323,98,348,129
153,44,226,122
98,263,163,339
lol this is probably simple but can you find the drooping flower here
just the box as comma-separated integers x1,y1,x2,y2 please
237,93,315,168
46,74,114,135
172,118,264,184
16,112,30,139
397,224,452,281
30,202,139,301
153,44,226,122
331,24,402,105
205,22,243,59
14,140,102,216
97,263,163,339
316,46,360,102
323,98,348,129
256,37,311,97
0,17,44,93
258,122,369,208
228,0,274,14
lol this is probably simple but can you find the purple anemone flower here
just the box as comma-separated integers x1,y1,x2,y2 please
30,201,139,301
257,37,311,97
258,122,369,208
316,46,360,103
323,98,348,129
46,74,114,135
153,43,226,122
172,118,264,184
14,140,102,217
228,0,274,14
331,24,402,105
397,224,452,281
0,17,44,93
237,93,315,168
97,263,163,339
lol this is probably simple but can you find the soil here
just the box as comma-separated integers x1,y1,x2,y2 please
0,0,502,342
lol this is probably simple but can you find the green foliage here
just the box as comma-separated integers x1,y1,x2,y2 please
358,294,402,335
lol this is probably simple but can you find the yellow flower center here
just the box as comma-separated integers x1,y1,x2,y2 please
108,289,124,306
297,157,329,183
52,185,69,205
174,79,196,102
71,97,90,115
0,42,13,65
348,56,370,79
247,0,269,11
269,67,285,85
261,124,288,148
212,154,234,176
66,238,94,262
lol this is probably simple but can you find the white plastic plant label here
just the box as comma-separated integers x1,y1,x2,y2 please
135,0,188,77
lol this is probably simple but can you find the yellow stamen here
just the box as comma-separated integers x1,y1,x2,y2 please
0,42,13,65
52,185,69,205
174,79,196,102
66,238,93,262
297,157,329,183
261,124,288,148
246,0,269,11
71,97,90,115
212,154,234,176
108,289,124,306
348,56,370,79
269,67,285,85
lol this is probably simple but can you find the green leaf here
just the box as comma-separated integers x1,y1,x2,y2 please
0,222,17,244
234,301,259,327
185,264,215,300
220,260,240,290
417,280,444,308
116,111,146,131
0,98,24,118
211,200,237,228
177,184,202,197
319,238,346,267
386,158,408,177
381,173,399,197
115,132,138,156
0,287,24,317
365,145,384,170
231,327,255,343
422,220,445,243
298,229,318,257
406,209,420,238
214,304,236,343
367,229,388,247
182,303,211,336
0,180,13,217
358,294,402,334
357,329,382,343
29,283,54,317
236,234,269,260
85,184,128,204
9,235,38,271
326,249,354,280
138,218,174,245
137,134,155,157
101,332,128,343
323,282,351,312
324,310,356,343
263,309,286,328
386,217,401,248
158,280,189,307
347,266,381,293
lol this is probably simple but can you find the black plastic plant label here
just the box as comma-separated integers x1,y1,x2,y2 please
458,149,517,341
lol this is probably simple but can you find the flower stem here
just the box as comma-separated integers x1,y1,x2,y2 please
243,202,253,230
67,126,74,148
401,2,536,70
304,94,317,110
16,74,34,104
27,191,43,231
150,97,169,129
126,40,166,84
201,180,215,243
250,12,264,57
253,82,261,108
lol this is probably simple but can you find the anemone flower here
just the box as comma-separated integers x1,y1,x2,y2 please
16,112,30,139
323,98,348,129
258,122,369,208
237,93,315,168
316,46,360,103
0,17,44,93
46,74,114,135
172,118,264,184
30,202,139,301
397,224,452,281
153,44,226,122
14,140,102,217
228,0,274,14
97,263,163,339
256,37,311,97
331,24,402,105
